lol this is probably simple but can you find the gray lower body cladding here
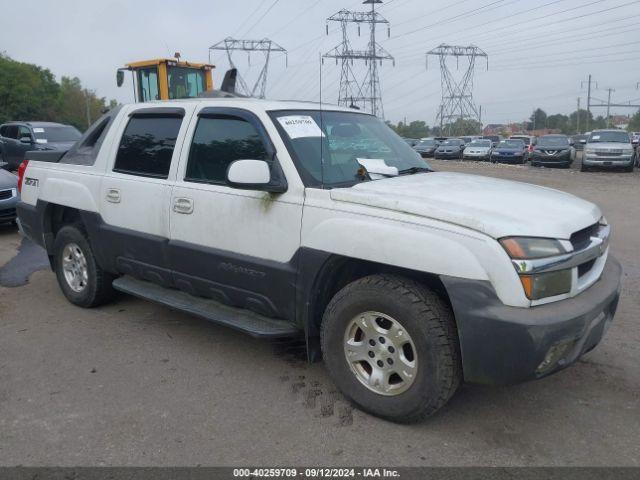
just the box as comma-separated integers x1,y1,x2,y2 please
441,255,622,385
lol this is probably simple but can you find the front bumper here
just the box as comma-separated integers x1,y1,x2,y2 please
583,155,633,168
463,152,490,160
415,150,435,158
434,151,461,159
441,255,622,385
492,154,525,163
530,154,571,166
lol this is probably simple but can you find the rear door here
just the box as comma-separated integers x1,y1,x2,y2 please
97,105,193,285
168,106,304,321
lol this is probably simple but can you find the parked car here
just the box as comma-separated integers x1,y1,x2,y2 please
0,168,19,224
16,97,621,423
413,138,438,158
582,129,635,172
530,135,576,168
482,134,503,148
490,139,528,164
510,134,537,157
572,134,589,151
434,138,465,159
0,121,81,171
462,139,492,161
402,138,419,147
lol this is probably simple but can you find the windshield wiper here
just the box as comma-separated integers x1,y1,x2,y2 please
398,166,432,175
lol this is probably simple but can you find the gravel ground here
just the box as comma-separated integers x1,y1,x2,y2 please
0,155,638,466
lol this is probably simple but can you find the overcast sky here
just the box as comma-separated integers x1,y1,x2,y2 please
2,0,639,125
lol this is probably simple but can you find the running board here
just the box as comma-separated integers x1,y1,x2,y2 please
112,276,300,338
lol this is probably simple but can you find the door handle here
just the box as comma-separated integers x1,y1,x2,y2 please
106,188,121,203
173,197,194,214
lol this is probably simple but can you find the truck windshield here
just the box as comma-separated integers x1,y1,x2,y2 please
588,131,630,143
269,110,431,188
33,126,81,143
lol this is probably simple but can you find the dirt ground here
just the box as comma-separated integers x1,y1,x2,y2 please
0,156,638,466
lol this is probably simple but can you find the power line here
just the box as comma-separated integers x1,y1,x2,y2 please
232,0,270,36
243,0,282,36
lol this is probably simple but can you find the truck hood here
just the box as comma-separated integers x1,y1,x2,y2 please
330,172,601,239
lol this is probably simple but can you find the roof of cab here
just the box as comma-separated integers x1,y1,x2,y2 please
125,96,364,114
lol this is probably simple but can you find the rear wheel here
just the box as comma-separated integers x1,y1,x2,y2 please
53,225,114,307
321,275,461,423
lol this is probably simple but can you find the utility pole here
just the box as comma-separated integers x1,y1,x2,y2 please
576,97,580,133
581,75,597,131
605,88,615,127
426,44,488,136
323,1,394,118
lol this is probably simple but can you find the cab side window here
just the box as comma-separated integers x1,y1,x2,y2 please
18,126,32,141
185,115,268,184
113,115,182,179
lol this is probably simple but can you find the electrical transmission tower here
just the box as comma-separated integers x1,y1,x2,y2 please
426,44,488,135
209,38,287,98
323,0,394,118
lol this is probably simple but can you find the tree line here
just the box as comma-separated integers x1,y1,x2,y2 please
0,53,117,132
387,108,640,138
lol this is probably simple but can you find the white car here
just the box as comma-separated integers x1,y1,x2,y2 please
462,139,492,160
16,97,621,423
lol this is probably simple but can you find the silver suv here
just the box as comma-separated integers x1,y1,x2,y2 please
582,129,635,172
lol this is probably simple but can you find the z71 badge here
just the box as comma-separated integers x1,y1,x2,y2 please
24,177,39,187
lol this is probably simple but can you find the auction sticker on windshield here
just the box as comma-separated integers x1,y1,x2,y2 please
277,115,325,139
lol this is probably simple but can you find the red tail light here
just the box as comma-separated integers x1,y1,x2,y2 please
17,160,29,193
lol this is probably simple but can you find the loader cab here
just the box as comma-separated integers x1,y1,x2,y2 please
117,57,214,102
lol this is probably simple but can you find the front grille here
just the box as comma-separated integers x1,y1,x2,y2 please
0,189,13,200
596,150,622,156
570,223,599,251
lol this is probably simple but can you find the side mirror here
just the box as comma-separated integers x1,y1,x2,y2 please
226,159,286,193
20,136,33,144
116,69,125,87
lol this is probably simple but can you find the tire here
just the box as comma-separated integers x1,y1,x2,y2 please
321,274,462,423
53,224,114,308
625,162,634,172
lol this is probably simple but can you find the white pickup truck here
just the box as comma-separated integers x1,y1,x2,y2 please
16,98,621,423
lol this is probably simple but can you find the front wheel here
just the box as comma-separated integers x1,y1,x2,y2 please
53,225,115,307
321,275,461,423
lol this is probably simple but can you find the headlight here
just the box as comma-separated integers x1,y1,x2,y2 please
623,148,634,155
500,237,566,259
500,237,571,300
585,148,596,155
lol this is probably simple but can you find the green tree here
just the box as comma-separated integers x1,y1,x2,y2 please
443,118,482,136
527,108,547,131
387,120,430,138
0,54,118,131
627,109,640,132
0,53,59,123
546,113,569,132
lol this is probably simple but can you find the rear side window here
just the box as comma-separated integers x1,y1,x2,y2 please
185,115,268,184
2,125,18,139
114,116,182,178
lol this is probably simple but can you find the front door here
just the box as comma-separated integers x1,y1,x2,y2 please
97,106,191,285
168,107,303,321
